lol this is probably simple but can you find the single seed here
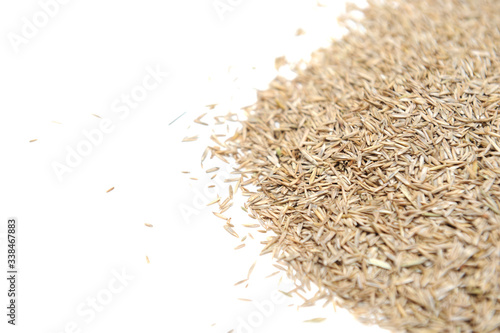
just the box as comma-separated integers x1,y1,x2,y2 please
234,244,246,250
182,135,198,142
304,318,326,323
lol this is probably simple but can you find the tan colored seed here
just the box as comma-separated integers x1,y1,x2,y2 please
234,244,246,250
182,135,198,142
304,318,326,323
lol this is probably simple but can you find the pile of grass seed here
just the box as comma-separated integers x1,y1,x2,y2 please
209,0,500,331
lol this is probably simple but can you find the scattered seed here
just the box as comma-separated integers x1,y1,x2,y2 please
223,224,239,238
194,113,208,126
279,290,293,298
242,224,260,228
247,261,256,279
304,318,326,323
296,28,305,36
234,279,248,286
234,244,246,250
182,135,198,142
213,212,228,220
265,271,280,279
206,197,221,206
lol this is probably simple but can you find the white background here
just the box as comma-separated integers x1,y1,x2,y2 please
0,1,387,332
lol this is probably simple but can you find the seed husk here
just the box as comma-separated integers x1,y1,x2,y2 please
194,113,208,126
182,135,198,142
366,258,391,270
234,279,248,286
223,224,238,238
234,244,246,250
206,167,219,173
213,212,228,220
304,318,326,323
247,261,256,279
206,197,220,206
